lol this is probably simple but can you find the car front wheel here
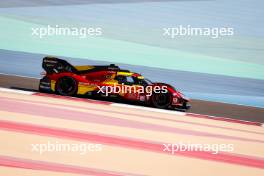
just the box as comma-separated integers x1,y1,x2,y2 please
151,92,172,109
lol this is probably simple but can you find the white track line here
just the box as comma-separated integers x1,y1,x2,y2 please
0,72,39,79
0,87,34,95
111,103,264,127
186,112,263,126
111,103,186,116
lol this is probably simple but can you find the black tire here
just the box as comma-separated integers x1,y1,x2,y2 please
151,92,172,109
39,76,52,93
56,76,78,96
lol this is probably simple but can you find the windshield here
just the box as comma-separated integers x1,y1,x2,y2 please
144,78,153,85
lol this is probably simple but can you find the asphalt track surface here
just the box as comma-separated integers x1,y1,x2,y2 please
1,74,263,123
1,49,264,108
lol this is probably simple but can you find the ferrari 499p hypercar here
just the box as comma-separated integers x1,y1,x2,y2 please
39,57,191,110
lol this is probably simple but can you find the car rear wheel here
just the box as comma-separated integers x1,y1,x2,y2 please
151,92,172,109
39,76,51,93
56,76,77,96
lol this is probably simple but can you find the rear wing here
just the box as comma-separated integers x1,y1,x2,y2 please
42,57,77,74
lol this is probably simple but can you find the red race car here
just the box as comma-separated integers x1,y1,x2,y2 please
39,56,191,110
